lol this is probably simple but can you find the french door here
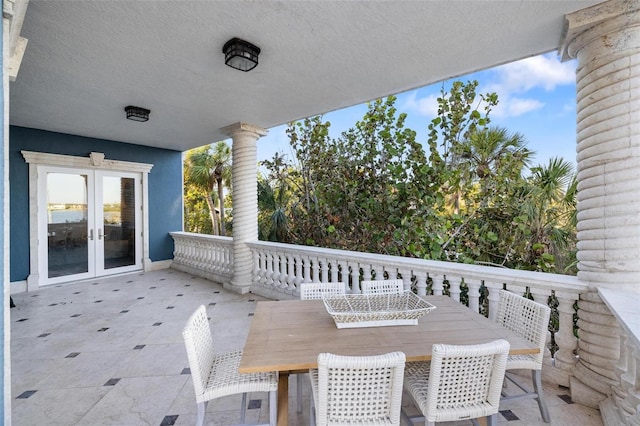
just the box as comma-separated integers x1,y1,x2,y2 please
39,166,142,285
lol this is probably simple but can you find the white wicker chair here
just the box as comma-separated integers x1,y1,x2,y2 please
299,282,346,300
182,305,278,426
295,282,347,413
360,279,404,295
495,290,552,423
402,339,510,426
309,351,406,426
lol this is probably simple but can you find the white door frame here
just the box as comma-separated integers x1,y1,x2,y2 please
22,151,153,290
94,169,143,277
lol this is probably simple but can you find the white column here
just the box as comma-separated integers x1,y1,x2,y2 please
560,0,640,410
561,0,640,290
221,122,267,294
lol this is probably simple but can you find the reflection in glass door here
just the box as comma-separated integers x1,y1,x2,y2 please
101,175,137,271
46,172,92,278
40,167,142,285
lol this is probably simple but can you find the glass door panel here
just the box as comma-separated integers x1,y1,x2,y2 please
46,172,91,279
102,176,137,270
39,167,142,286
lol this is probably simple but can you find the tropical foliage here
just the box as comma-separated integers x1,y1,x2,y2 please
183,141,232,235
257,80,578,274
181,80,577,274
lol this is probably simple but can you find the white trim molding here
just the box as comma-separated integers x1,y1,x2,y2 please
22,150,153,173
21,151,153,290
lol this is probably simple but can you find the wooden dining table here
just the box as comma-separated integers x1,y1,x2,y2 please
239,295,538,426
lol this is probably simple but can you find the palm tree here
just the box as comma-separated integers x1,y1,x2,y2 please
184,142,232,235
523,157,577,272
211,142,232,236
455,126,532,201
258,153,295,242
257,176,289,242
445,126,533,268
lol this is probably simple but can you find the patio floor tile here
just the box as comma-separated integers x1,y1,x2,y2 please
10,269,603,425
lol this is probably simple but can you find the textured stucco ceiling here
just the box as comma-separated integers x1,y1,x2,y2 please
9,1,603,152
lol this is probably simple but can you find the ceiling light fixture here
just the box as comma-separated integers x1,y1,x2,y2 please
124,105,150,122
223,37,261,72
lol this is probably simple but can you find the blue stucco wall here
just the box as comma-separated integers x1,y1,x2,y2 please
9,126,183,282
1,12,5,420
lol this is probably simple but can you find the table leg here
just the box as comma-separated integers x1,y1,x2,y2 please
277,372,289,426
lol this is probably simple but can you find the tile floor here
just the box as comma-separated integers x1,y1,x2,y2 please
10,269,604,426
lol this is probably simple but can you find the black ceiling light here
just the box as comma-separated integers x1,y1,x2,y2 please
223,37,261,72
124,105,150,122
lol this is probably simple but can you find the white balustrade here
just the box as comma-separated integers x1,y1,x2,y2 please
170,236,594,389
598,288,640,426
466,278,482,313
247,240,589,387
430,273,445,295
169,232,233,284
448,274,462,303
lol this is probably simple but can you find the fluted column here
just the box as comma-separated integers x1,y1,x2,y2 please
563,0,640,289
560,0,640,410
221,122,267,294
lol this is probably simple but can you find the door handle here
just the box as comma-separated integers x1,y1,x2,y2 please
89,229,94,241
98,229,103,240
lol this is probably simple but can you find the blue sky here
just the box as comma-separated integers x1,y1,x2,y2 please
256,52,578,173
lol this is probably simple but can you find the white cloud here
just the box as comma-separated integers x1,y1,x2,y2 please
402,53,575,120
496,97,545,117
492,54,576,93
402,91,439,118
480,54,575,118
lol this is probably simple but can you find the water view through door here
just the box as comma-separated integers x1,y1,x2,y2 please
43,167,142,284
46,172,90,278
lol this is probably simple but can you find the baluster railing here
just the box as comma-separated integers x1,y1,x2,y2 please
285,253,296,291
169,232,233,284
530,288,554,367
598,288,640,425
414,271,428,296
170,236,627,422
430,273,445,295
485,283,501,323
466,278,482,313
399,268,412,292
345,262,360,294
172,239,595,389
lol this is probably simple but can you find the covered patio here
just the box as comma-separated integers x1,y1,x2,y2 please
3,1,640,424
10,269,603,426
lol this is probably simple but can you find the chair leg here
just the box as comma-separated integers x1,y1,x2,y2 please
532,369,551,423
297,373,303,413
269,389,278,426
309,394,316,426
400,408,414,425
487,413,498,426
240,392,248,424
196,401,207,426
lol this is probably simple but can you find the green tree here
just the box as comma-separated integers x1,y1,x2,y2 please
211,142,232,236
184,183,213,234
256,79,578,276
426,80,499,261
447,126,533,267
285,116,332,245
523,157,577,273
286,96,446,258
183,142,232,235
258,152,295,242
455,126,532,204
